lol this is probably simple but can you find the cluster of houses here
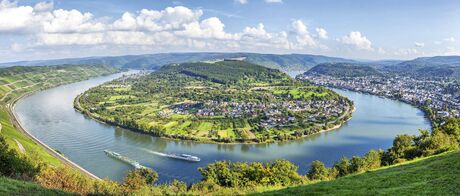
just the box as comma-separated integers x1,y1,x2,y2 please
167,99,348,128
301,74,460,118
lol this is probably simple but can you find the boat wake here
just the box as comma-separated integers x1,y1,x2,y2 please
142,149,201,162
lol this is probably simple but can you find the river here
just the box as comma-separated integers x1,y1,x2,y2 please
14,72,431,183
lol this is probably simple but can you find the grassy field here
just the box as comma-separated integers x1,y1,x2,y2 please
256,151,460,195
0,177,73,195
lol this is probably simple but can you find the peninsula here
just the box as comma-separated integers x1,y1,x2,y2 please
75,60,354,143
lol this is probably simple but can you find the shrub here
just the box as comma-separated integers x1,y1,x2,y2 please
122,168,158,194
307,160,329,180
333,157,351,177
364,150,382,170
198,160,304,188
190,180,222,194
0,136,38,179
350,156,366,173
36,166,94,195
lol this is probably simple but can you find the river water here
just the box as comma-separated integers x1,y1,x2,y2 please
14,72,430,183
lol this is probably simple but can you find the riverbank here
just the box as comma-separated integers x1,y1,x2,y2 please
0,66,120,181
74,93,356,145
7,93,101,180
326,86,434,129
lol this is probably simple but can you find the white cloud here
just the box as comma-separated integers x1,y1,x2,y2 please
291,20,316,47
0,0,15,8
235,0,248,4
112,12,137,30
339,31,372,50
10,42,24,52
444,37,456,42
265,0,283,3
43,9,106,33
445,47,460,55
0,1,36,32
315,27,328,39
0,0,395,61
33,1,53,12
414,42,425,47
235,0,283,4
112,7,202,32
177,17,236,40
394,48,418,56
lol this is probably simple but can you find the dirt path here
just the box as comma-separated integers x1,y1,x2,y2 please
14,139,25,154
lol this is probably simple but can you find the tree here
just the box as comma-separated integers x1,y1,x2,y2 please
364,150,382,170
122,168,158,193
437,118,460,143
135,168,158,185
333,157,351,177
307,160,329,180
350,156,366,173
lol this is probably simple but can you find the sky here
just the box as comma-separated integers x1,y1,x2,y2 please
0,0,459,63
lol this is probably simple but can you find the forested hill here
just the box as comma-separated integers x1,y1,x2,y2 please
156,60,292,84
0,53,356,72
304,63,382,77
382,56,460,78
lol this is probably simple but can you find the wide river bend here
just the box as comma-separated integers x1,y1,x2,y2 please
15,73,430,183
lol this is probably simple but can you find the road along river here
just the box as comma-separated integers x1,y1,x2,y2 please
14,73,431,183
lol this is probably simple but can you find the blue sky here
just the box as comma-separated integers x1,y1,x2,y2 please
1,0,459,62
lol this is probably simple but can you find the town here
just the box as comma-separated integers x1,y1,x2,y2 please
299,73,460,119
166,99,350,128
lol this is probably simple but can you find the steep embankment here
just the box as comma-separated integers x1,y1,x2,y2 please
257,151,460,195
0,64,118,177
0,177,73,195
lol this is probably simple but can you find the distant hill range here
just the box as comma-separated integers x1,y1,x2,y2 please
0,53,356,72
2,53,460,78
305,63,382,77
382,56,460,78
305,56,460,79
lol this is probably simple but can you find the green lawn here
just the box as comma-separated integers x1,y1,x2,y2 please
0,177,73,195
256,151,460,195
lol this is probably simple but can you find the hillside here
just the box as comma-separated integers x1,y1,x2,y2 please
383,56,460,78
0,64,119,167
158,60,289,84
242,53,356,71
0,177,72,195
0,53,356,72
257,151,460,195
305,63,382,77
77,60,353,143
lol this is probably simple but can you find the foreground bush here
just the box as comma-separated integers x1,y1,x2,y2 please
199,159,305,187
0,136,38,180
